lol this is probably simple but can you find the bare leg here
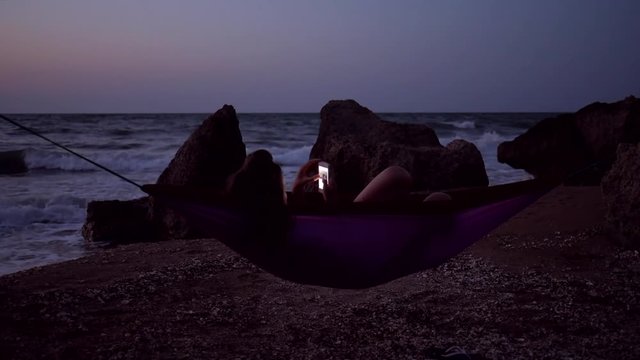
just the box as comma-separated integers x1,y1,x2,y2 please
354,166,412,203
423,192,452,202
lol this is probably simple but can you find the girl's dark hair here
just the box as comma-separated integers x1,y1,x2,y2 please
227,150,284,208
227,150,288,243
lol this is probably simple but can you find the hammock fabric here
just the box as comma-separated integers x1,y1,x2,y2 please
143,180,553,289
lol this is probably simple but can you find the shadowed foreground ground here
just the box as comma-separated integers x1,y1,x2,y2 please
1,186,639,359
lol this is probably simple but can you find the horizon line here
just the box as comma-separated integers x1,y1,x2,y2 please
1,110,570,115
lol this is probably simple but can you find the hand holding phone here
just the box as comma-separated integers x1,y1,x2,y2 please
318,162,330,191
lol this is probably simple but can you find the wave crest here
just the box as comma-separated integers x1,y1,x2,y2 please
0,195,86,227
450,120,476,129
24,149,171,173
273,145,312,166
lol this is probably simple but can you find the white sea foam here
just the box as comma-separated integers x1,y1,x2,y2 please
269,146,313,187
0,195,87,275
439,130,505,149
488,168,533,185
0,195,86,227
473,130,510,149
450,120,476,129
273,145,312,166
24,148,171,173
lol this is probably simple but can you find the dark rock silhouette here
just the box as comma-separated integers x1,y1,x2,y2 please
156,105,246,188
82,198,162,244
497,115,592,181
575,97,640,163
498,96,640,183
602,143,640,248
0,150,28,175
310,100,488,194
152,105,247,238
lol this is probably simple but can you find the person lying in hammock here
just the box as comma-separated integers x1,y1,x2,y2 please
227,149,450,213
225,149,455,245
290,158,452,206
289,158,415,206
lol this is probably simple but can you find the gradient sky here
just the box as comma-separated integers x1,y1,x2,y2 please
1,0,639,113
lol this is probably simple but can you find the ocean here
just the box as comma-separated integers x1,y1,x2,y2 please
0,112,554,276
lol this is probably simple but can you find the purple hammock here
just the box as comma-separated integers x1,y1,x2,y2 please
143,180,553,289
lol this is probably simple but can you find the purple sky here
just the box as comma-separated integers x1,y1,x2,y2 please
1,1,639,113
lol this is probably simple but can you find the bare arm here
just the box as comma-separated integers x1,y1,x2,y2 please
292,159,322,195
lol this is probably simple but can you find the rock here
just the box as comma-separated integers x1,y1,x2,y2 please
601,143,640,248
152,105,247,238
498,96,640,183
575,96,640,163
497,115,592,182
310,100,488,194
156,105,246,187
428,140,491,189
82,198,162,244
0,150,28,175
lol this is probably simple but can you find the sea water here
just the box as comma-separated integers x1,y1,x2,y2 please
0,112,555,276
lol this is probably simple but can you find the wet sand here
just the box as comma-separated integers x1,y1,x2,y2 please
1,186,639,359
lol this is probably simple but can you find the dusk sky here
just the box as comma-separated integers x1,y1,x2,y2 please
1,1,639,113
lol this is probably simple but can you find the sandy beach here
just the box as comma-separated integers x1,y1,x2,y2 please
1,185,639,360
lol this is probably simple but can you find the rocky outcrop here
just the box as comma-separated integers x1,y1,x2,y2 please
152,105,247,238
156,105,246,188
0,150,28,175
498,96,640,183
82,197,162,244
601,143,640,248
82,105,247,243
575,98,640,163
497,115,592,182
310,100,488,194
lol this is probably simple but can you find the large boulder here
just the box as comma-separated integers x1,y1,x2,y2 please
575,97,640,163
601,143,640,248
497,115,592,182
152,105,247,238
498,96,640,183
82,197,162,244
310,100,488,194
156,104,246,187
0,150,28,175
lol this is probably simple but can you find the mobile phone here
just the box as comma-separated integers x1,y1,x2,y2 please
318,162,330,190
